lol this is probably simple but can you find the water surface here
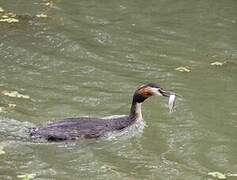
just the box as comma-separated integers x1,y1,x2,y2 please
0,0,237,179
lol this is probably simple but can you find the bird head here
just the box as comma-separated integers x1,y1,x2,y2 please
133,83,173,103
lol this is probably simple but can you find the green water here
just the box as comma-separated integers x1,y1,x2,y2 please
0,0,237,179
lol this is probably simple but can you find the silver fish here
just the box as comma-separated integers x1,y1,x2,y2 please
168,94,176,112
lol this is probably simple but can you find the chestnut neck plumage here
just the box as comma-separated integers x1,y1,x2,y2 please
129,92,148,122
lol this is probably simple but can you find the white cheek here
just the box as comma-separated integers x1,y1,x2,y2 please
155,91,163,96
151,88,162,96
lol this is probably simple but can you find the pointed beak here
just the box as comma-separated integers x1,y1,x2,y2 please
159,88,174,97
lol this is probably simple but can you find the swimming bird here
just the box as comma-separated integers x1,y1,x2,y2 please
29,83,174,141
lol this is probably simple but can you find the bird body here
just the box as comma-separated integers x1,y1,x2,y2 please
29,83,174,141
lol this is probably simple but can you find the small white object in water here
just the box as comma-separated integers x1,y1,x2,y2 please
208,172,226,179
36,14,48,18
1,90,30,99
0,7,4,12
210,61,226,66
175,66,191,72
17,173,36,179
168,94,176,112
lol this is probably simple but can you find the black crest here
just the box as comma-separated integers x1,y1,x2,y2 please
146,83,160,89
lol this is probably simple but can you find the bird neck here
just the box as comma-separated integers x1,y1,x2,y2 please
129,101,143,122
128,92,147,122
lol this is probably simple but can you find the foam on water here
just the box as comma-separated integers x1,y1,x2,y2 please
101,115,146,140
0,117,35,141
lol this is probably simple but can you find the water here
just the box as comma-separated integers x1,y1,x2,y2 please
0,0,237,179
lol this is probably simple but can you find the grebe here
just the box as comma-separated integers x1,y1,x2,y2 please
29,83,175,141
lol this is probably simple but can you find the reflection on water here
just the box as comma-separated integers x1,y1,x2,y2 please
0,0,237,179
